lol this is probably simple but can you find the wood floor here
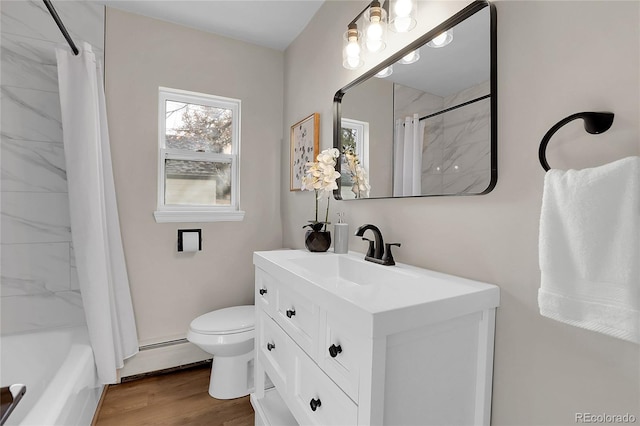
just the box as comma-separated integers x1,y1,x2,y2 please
94,365,254,426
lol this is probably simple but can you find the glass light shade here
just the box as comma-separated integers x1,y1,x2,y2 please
364,1,387,53
427,30,453,48
375,65,393,78
342,25,364,70
398,49,420,64
390,0,417,33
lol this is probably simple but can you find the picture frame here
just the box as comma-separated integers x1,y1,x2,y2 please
290,112,319,191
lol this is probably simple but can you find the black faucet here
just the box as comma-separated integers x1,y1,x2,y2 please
354,224,401,266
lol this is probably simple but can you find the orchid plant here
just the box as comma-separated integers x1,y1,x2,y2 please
343,146,370,198
301,148,341,232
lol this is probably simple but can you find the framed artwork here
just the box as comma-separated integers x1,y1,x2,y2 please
290,113,319,191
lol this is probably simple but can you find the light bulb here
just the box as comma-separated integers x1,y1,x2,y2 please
427,30,453,48
366,39,383,53
390,0,415,33
375,66,393,78
366,21,384,51
432,33,447,46
403,51,416,62
346,39,360,57
347,55,361,69
343,24,363,69
394,0,412,17
364,1,386,52
393,16,411,33
398,49,419,65
367,21,383,40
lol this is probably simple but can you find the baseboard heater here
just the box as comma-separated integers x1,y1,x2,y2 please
139,338,189,351
118,338,211,382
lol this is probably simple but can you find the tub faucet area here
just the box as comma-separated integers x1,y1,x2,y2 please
1,384,26,425
355,224,401,266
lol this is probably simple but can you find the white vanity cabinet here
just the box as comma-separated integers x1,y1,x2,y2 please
251,250,500,426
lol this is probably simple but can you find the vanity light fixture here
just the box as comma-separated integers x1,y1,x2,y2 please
398,49,420,64
342,0,417,70
364,0,387,53
427,29,453,48
390,0,417,33
342,23,364,70
375,65,393,78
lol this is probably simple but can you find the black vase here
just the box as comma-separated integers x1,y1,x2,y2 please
305,230,331,252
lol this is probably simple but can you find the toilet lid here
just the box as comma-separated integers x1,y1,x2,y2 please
190,305,254,335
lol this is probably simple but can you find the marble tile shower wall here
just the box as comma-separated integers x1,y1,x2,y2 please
0,0,104,334
441,80,491,194
394,81,490,195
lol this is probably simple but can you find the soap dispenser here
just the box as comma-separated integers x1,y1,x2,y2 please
334,213,349,254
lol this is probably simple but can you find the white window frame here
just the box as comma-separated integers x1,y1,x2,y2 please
341,118,369,171
340,118,370,199
154,87,244,223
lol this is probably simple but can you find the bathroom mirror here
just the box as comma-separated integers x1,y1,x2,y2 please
333,1,496,200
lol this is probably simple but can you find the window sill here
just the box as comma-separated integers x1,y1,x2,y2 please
153,210,245,223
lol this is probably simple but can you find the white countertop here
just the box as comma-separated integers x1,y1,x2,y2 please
254,249,500,337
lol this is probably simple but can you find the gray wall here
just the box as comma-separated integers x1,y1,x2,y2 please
282,1,639,424
104,8,284,346
341,77,393,198
0,0,104,335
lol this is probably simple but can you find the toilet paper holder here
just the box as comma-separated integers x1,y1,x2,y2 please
177,229,202,252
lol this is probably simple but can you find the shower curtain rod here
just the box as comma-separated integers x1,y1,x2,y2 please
43,0,79,55
418,94,491,121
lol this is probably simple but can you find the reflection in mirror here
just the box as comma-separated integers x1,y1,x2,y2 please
340,118,371,198
334,1,496,200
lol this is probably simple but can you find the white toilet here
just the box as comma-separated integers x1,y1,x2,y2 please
187,305,255,399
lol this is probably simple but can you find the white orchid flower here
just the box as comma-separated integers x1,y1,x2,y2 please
301,148,342,228
343,146,370,198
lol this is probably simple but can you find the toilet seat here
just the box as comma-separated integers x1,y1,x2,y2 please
189,305,254,335
186,305,257,399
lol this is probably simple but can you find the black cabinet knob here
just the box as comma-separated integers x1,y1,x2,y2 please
309,398,322,411
259,288,267,296
328,344,342,358
286,309,296,318
266,342,275,351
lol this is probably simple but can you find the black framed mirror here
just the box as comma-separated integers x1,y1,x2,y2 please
333,1,496,200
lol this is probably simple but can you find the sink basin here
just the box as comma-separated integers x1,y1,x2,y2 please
254,249,500,316
287,253,419,287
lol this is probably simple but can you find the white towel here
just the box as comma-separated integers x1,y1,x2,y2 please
538,156,640,343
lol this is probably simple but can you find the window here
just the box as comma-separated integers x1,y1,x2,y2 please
154,88,244,223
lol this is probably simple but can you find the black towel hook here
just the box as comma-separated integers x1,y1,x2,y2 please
538,112,614,171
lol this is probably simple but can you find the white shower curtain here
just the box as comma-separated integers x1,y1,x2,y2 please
56,42,138,384
393,113,425,196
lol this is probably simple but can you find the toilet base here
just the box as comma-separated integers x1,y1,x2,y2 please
208,350,254,399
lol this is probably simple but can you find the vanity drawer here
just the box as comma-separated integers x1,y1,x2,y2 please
256,269,277,317
257,310,291,391
290,343,358,426
319,313,363,401
275,283,319,356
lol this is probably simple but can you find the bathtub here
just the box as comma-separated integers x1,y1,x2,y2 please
0,326,104,426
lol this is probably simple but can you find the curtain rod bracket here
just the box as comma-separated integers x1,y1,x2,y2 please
43,0,79,55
